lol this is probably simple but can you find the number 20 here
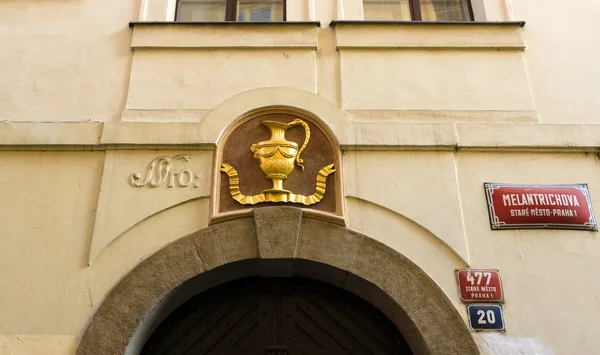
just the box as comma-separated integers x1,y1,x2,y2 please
476,310,496,324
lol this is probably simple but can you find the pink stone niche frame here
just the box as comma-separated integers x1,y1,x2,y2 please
210,106,345,225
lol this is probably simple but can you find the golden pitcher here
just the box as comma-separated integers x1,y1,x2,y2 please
250,119,310,195
220,118,335,205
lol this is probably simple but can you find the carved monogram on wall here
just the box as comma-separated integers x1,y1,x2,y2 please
129,155,203,188
220,118,335,205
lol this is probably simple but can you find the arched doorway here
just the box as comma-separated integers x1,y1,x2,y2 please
76,207,479,355
141,277,412,355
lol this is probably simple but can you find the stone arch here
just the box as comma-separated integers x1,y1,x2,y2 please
76,207,479,355
199,87,351,144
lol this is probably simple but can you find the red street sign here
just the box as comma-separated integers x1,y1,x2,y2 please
456,269,503,303
484,183,597,231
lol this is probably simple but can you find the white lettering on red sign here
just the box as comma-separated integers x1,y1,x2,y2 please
456,269,503,303
501,193,580,207
509,208,577,217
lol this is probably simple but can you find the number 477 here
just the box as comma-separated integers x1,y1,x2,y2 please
467,271,492,285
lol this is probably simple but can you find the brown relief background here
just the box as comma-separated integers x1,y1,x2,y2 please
219,113,337,213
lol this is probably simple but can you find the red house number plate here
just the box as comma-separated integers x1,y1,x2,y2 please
456,269,504,303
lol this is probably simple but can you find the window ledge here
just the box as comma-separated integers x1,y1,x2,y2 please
330,21,526,51
129,21,321,27
129,21,321,50
330,21,525,27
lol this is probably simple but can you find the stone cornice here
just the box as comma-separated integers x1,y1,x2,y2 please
130,22,320,50
2,122,600,153
331,21,526,51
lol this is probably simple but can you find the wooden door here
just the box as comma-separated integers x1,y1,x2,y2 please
141,277,413,355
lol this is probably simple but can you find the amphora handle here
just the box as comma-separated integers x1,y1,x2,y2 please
287,119,310,171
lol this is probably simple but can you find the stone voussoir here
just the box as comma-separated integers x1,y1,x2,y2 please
253,206,303,259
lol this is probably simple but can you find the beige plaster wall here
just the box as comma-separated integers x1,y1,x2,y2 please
2,149,600,355
3,0,600,125
2,0,600,353
345,150,600,354
344,150,469,262
339,49,533,111
481,0,509,21
126,49,317,110
0,0,139,122
457,152,600,354
345,197,468,312
0,150,212,354
88,198,210,308
89,149,213,264
0,152,103,353
514,0,600,124
0,335,76,355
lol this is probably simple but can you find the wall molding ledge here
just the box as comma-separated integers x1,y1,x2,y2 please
331,21,526,50
130,22,321,50
2,122,600,153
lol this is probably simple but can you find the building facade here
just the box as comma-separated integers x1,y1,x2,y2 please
1,0,600,354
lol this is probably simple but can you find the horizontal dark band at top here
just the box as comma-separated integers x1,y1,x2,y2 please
330,20,525,27
129,21,321,28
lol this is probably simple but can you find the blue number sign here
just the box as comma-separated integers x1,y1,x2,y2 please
467,304,504,331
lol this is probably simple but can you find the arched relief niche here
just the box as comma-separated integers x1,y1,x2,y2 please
211,106,344,223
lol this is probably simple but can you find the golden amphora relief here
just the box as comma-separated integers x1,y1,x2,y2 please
220,118,335,205
251,119,309,193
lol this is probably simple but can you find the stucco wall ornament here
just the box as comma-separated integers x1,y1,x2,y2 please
129,154,202,188
220,119,335,205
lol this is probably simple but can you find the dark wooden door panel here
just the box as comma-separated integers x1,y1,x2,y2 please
141,277,412,355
